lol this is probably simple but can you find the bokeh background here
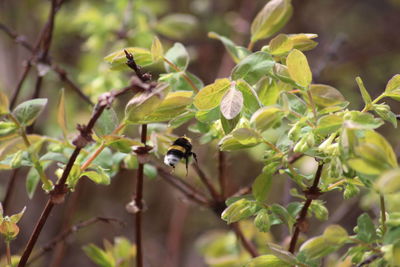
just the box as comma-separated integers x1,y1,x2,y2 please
1,0,400,266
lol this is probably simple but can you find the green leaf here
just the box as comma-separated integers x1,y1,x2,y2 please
347,158,384,176
12,98,48,126
355,77,372,105
269,34,293,55
286,49,312,88
309,84,346,107
124,83,169,123
270,204,294,227
193,78,231,110
236,79,262,115
10,150,23,168
26,167,40,199
0,121,18,140
375,169,400,194
267,243,297,264
83,244,115,267
82,170,110,185
0,90,9,115
95,108,119,137
257,78,281,106
231,52,274,85
310,200,328,221
103,136,137,153
221,199,259,224
144,164,157,179
373,104,397,128
155,14,198,40
208,32,250,63
137,91,193,123
252,163,279,202
315,114,343,136
232,128,262,146
345,111,383,130
104,47,152,70
385,74,400,93
0,135,44,161
254,209,271,232
164,43,189,72
218,134,259,151
356,213,377,243
220,84,243,120
159,71,203,92
151,36,164,61
250,106,283,132
250,0,293,42
221,113,240,134
245,255,292,267
288,33,318,51
9,206,26,223
195,107,220,123
168,111,195,128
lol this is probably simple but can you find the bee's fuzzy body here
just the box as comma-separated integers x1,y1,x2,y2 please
164,136,197,173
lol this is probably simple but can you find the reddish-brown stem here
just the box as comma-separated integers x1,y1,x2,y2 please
3,168,20,213
18,200,55,267
193,163,221,201
134,124,147,267
288,163,324,253
232,223,259,257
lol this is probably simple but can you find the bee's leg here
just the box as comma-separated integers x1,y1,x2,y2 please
170,165,175,174
185,156,189,176
192,152,198,163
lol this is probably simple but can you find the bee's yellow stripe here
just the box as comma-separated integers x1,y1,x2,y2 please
181,136,192,142
169,145,186,153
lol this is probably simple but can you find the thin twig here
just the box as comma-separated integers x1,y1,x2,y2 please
28,217,124,265
0,23,93,106
192,163,221,201
288,163,324,253
218,151,227,199
380,194,387,236
231,223,259,257
156,166,210,206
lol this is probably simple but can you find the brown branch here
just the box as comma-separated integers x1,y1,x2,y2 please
156,166,210,206
17,85,138,267
2,168,20,213
192,163,221,201
218,151,227,199
231,223,259,257
288,163,324,253
134,124,147,267
28,217,124,265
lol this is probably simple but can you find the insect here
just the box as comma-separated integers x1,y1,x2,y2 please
164,136,197,174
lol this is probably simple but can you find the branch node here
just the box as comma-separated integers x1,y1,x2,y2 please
50,184,68,204
72,124,93,148
304,187,322,200
98,92,115,108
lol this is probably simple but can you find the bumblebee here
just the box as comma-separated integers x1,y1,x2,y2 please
164,136,197,173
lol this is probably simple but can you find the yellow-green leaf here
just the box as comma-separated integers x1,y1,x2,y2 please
104,47,153,70
124,83,169,123
269,34,293,55
193,78,230,110
375,169,400,194
287,33,318,51
151,36,164,61
309,84,345,107
250,106,283,132
286,49,312,88
250,0,293,42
